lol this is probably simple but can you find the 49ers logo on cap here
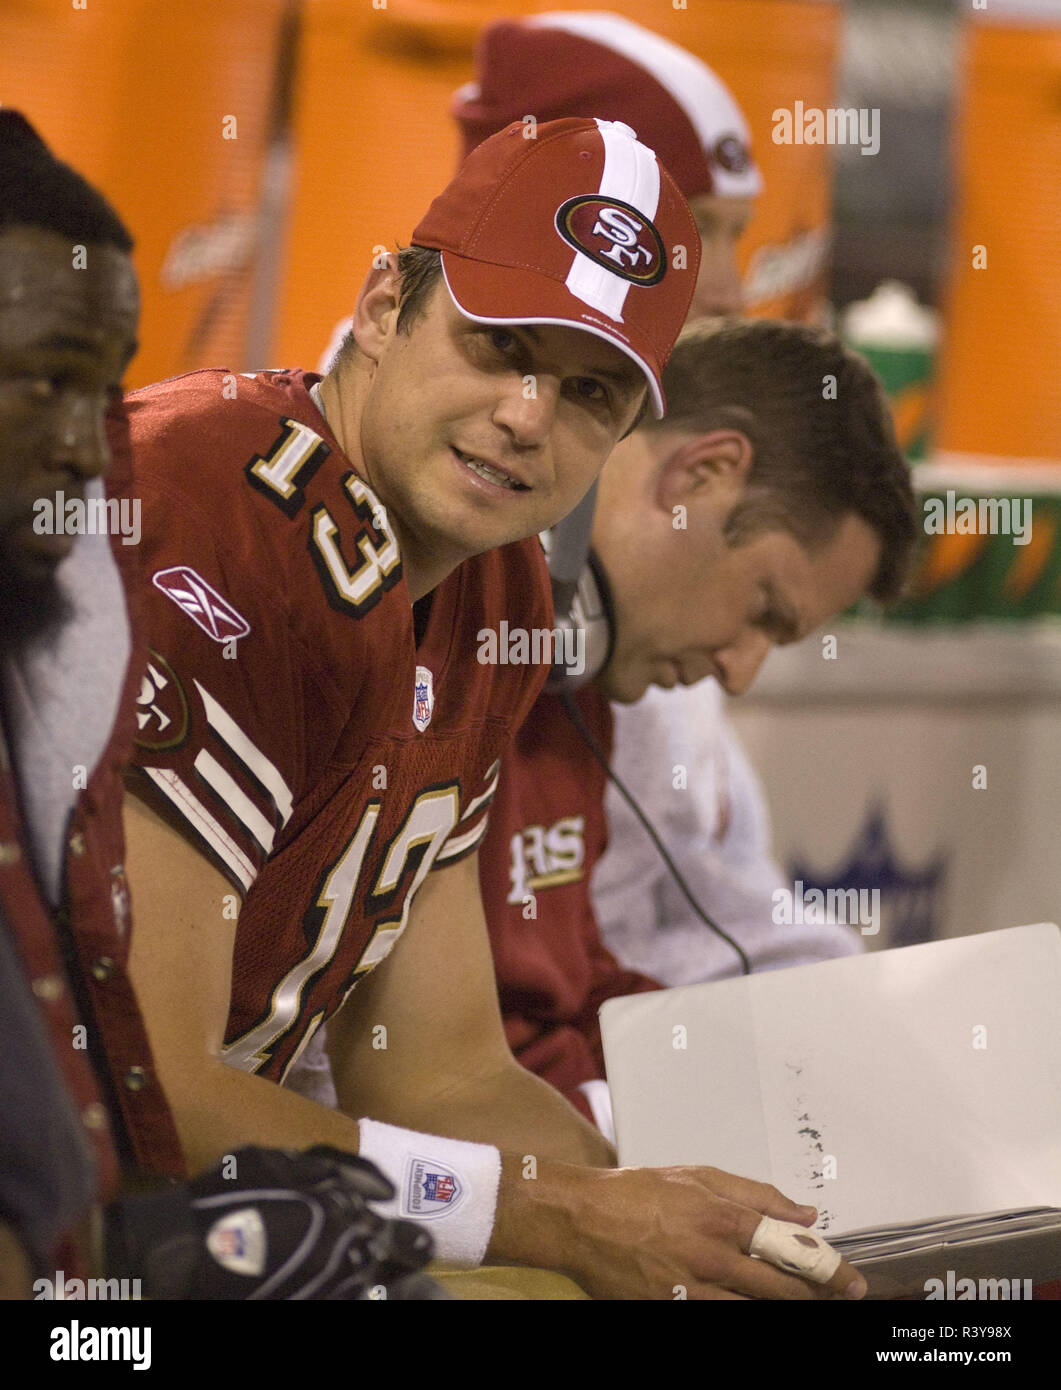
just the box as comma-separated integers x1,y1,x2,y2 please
554,195,666,286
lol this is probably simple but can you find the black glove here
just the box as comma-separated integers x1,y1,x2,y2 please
106,1145,447,1300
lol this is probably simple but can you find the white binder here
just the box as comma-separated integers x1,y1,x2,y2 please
600,923,1061,1295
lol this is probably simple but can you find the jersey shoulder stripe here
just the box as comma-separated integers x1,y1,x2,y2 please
138,678,296,893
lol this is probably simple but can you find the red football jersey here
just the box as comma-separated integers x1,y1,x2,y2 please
479,684,660,1120
111,369,550,1082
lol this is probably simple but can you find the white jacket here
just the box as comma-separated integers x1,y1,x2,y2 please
592,680,863,985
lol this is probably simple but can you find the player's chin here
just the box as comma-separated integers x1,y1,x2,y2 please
440,484,548,550
598,660,649,706
427,503,536,562
467,516,542,556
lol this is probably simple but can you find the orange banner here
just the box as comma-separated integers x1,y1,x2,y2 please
1,0,289,388
935,19,1061,461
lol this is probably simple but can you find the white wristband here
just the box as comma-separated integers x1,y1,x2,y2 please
357,1118,501,1267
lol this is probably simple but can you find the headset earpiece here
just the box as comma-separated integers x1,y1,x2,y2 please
542,483,615,694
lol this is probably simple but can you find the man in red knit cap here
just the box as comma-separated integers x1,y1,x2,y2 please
452,10,761,319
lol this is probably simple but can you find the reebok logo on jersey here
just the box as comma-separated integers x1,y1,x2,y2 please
404,1158,463,1218
153,566,251,644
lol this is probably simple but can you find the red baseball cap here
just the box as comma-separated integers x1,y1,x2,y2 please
411,116,699,417
452,13,762,202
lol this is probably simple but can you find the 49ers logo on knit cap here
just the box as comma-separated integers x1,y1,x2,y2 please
554,195,666,286
713,134,752,175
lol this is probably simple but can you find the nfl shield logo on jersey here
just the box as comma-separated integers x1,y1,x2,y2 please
412,664,434,732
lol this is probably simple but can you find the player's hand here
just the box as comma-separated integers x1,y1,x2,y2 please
106,1145,447,1300
500,1159,866,1301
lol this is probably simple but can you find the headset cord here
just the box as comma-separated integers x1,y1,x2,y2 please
559,690,752,977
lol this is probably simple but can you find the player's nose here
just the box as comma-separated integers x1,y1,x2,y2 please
50,393,111,481
713,629,772,696
491,374,559,448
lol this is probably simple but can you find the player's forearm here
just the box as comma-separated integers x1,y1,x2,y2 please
160,1056,366,1176
339,1054,614,1168
486,1153,639,1283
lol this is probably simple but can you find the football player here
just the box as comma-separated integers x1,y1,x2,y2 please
313,11,865,1003
117,118,865,1299
0,107,182,1289
0,110,437,1302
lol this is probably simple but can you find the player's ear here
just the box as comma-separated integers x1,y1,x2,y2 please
349,255,402,363
654,429,754,512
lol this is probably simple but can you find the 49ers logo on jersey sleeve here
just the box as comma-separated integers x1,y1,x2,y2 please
134,650,189,752
555,196,666,286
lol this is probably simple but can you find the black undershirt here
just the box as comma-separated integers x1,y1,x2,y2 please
412,592,433,649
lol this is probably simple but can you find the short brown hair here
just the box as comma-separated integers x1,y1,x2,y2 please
395,245,444,333
644,318,917,604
